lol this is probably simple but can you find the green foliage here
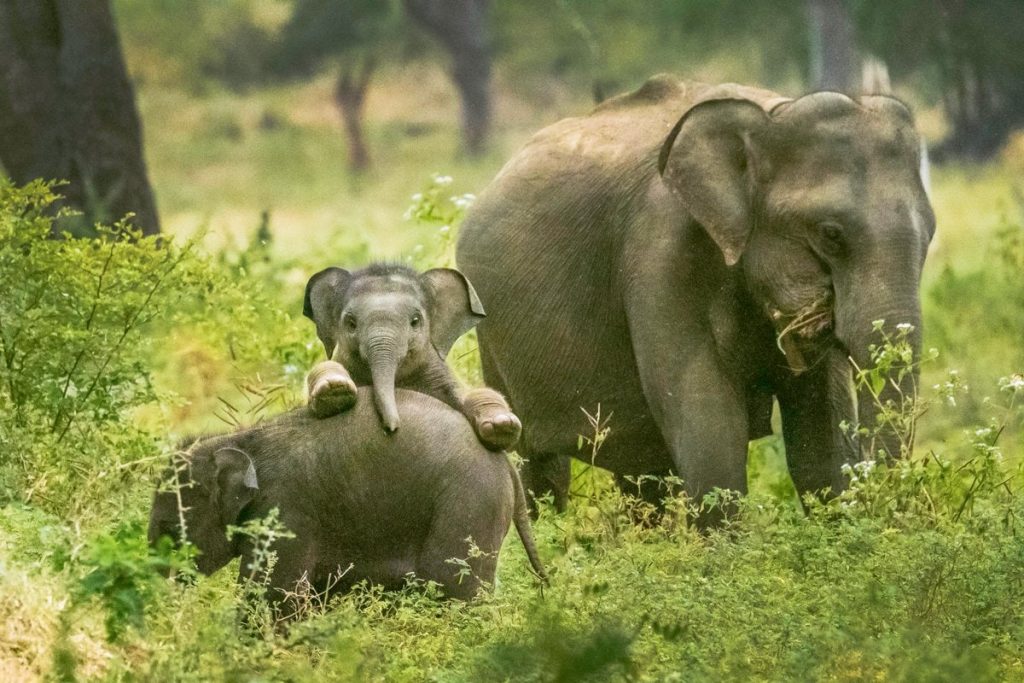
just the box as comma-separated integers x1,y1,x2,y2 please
275,0,402,78
925,214,1024,430
494,0,809,93
70,522,188,643
115,0,283,90
0,181,216,517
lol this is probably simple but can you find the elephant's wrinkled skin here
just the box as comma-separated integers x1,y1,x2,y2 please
148,389,546,613
303,263,521,451
456,77,934,520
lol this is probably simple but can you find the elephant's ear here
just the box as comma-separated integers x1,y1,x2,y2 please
303,267,353,355
420,268,487,357
303,267,352,321
213,447,259,526
659,98,769,266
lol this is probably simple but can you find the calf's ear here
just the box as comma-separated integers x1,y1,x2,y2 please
213,447,259,526
303,267,353,355
420,268,487,357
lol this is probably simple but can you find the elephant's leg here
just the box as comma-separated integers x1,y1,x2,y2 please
238,532,318,625
776,348,857,503
306,360,357,418
636,343,750,528
520,450,571,517
416,498,506,600
461,387,522,451
613,469,675,524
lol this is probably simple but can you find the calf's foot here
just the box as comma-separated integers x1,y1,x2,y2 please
307,361,357,418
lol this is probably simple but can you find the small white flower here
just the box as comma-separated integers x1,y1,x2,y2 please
283,364,299,376
410,192,423,202
895,322,915,333
439,225,451,234
434,175,453,186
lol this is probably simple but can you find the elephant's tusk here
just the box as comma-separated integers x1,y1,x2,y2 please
776,329,809,375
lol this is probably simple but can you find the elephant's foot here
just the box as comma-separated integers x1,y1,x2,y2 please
307,361,357,418
462,387,521,451
474,410,522,451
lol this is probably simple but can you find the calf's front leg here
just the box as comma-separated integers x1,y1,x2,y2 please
461,387,522,451
306,360,358,418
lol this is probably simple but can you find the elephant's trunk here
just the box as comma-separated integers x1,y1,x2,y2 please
364,330,403,433
839,292,922,462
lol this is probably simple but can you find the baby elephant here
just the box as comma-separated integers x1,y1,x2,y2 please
303,263,520,451
148,388,546,615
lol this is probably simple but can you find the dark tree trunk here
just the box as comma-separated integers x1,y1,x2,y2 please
806,0,858,92
334,57,375,173
0,0,159,235
403,0,492,155
931,4,1020,161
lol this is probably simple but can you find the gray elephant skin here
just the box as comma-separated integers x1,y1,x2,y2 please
148,388,546,612
456,76,935,519
303,263,521,451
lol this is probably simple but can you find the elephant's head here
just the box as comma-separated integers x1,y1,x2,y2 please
660,92,934,459
148,442,259,575
303,264,485,432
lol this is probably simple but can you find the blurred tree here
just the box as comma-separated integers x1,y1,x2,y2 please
494,1,809,99
855,0,1024,160
402,0,493,155
807,0,859,91
277,0,394,172
0,0,160,235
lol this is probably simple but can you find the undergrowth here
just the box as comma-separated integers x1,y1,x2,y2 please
1,179,1023,681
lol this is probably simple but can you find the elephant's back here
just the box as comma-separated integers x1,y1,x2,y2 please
250,389,508,518
470,77,780,202
255,388,492,473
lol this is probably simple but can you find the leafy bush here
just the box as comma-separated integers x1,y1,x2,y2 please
0,181,217,519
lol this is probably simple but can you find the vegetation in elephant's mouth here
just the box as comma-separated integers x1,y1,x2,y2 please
771,292,835,371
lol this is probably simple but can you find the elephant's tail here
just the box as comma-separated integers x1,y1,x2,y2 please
510,461,548,585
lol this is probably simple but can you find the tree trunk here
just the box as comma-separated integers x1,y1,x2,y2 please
806,0,858,93
403,0,492,155
0,0,159,236
334,57,375,173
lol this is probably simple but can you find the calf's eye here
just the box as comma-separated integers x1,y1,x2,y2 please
410,314,422,328
343,314,357,331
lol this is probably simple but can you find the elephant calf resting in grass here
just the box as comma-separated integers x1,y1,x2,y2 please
148,388,546,616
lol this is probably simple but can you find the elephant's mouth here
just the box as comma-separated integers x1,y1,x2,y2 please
769,291,834,375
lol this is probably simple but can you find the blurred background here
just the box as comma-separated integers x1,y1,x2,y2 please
1,0,1022,440
3,0,1023,253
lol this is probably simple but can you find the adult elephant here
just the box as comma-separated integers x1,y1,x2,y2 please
456,76,934,521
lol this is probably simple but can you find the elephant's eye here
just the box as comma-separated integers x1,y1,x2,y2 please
819,221,845,254
343,314,357,331
410,313,422,328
